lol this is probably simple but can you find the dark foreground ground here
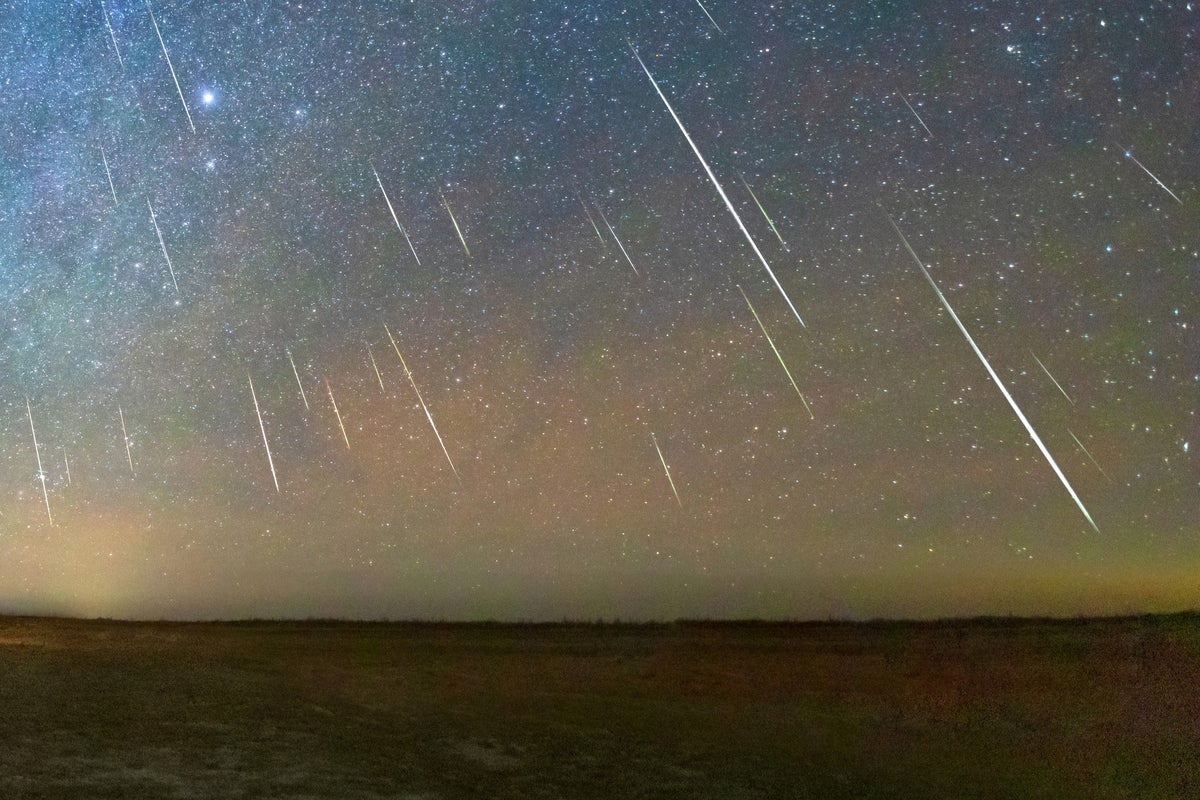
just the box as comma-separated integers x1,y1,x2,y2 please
1,614,1197,799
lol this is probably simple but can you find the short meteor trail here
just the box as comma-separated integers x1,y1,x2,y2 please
26,399,52,524
739,175,787,249
118,405,134,476
577,195,606,245
147,198,180,294
326,379,351,450
1068,429,1113,483
371,162,422,266
1030,350,1074,405
63,451,72,487
887,213,1099,533
100,145,117,205
628,41,806,328
737,285,813,419
899,92,933,139
248,373,279,492
384,324,460,479
1125,150,1183,205
287,351,310,411
651,433,682,507
437,186,471,258
101,1,123,69
597,208,640,276
695,0,723,33
367,344,386,393
146,0,194,133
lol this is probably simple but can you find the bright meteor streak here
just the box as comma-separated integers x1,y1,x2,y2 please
887,213,1099,533
371,162,422,266
739,174,787,249
1030,350,1074,405
101,145,117,205
1125,150,1183,205
438,187,471,258
577,195,606,245
737,285,813,419
102,1,123,69
326,379,351,450
367,344,386,394
147,198,180,295
597,208,640,276
651,433,682,507
26,398,51,525
118,405,134,476
628,41,805,328
695,0,722,33
248,373,279,492
899,92,933,139
384,324,460,479
147,0,194,134
287,351,309,411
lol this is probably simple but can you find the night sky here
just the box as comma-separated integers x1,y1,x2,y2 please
0,1,1195,620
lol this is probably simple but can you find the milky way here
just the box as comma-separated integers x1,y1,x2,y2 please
0,2,1195,619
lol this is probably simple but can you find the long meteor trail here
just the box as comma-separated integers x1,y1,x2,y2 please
371,162,422,266
367,344,386,393
26,399,52,524
651,433,682,507
887,214,1099,533
628,42,805,328
147,0,194,133
899,93,933,139
597,208,640,276
1125,150,1183,205
118,405,134,476
102,1,123,69
326,379,351,449
738,285,813,419
384,324,460,479
1030,350,1074,405
248,373,279,492
101,145,117,205
147,198,180,294
739,174,787,249
696,0,722,33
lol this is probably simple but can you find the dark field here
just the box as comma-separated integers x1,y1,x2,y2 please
1,614,1197,799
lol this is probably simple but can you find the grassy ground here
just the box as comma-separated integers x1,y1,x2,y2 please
0,614,1197,798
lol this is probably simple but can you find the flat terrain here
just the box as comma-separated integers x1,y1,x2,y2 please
1,614,1197,799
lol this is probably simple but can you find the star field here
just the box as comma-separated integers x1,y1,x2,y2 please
0,1,1195,619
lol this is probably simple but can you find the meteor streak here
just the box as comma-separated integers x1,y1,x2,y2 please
101,1,123,69
1068,429,1113,483
326,379,351,449
371,162,422,266
651,433,682,507
737,285,813,419
147,198,180,294
628,42,805,328
101,145,117,205
438,186,471,258
385,324,460,478
577,194,606,245
1125,150,1183,204
887,213,1099,533
695,0,722,33
1030,350,1074,405
26,399,51,524
63,451,71,487
367,344,386,393
118,405,134,476
248,373,279,492
597,208,640,276
146,0,194,133
899,93,933,139
287,351,309,411
739,175,787,249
